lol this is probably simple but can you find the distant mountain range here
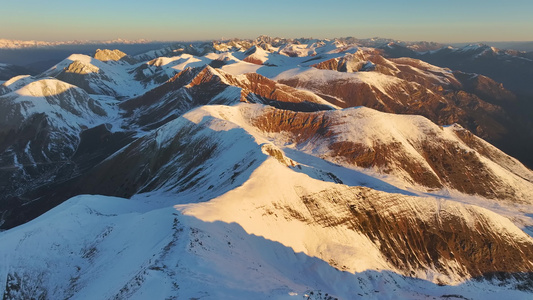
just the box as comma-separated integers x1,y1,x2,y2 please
0,40,172,71
381,42,533,96
2,36,531,51
452,41,533,52
0,38,153,49
1,36,532,299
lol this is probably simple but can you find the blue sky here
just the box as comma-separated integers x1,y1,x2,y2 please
2,0,532,42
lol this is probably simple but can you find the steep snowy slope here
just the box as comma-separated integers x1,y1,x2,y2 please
2,103,533,299
28,103,533,270
132,54,213,86
246,105,533,203
275,51,503,130
0,78,115,227
0,75,36,96
210,43,524,167
44,53,143,97
180,154,533,284
121,65,335,130
0,78,107,129
0,78,109,172
2,193,532,300
202,38,531,169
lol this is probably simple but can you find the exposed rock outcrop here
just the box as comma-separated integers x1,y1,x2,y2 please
94,48,128,62
250,106,533,202
295,186,533,283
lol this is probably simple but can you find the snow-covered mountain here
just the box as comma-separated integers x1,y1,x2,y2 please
43,52,142,97
0,77,113,209
378,42,533,167
382,42,533,96
1,37,533,299
0,38,152,49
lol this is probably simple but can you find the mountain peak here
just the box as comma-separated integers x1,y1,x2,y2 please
94,49,128,62
64,60,100,74
15,78,79,97
456,43,491,53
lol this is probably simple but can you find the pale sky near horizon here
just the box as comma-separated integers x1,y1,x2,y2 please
1,0,532,43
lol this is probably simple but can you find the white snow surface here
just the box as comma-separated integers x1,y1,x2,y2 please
0,78,109,130
43,54,146,97
0,75,34,94
1,159,531,299
274,67,405,102
1,102,533,299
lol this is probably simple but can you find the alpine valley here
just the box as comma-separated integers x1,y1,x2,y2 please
1,36,533,300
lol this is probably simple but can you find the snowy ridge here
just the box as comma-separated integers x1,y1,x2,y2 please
182,104,533,204
276,67,405,102
44,54,146,97
3,193,529,300
1,103,533,299
0,78,107,129
180,158,533,283
0,77,115,203
0,75,34,96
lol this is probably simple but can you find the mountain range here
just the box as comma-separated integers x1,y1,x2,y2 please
0,39,153,49
1,36,532,299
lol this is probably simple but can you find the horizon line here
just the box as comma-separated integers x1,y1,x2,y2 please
2,36,533,44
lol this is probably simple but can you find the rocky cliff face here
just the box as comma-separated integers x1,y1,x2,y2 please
248,105,533,203
296,185,533,282
93,49,128,62
276,49,532,167
120,65,333,130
